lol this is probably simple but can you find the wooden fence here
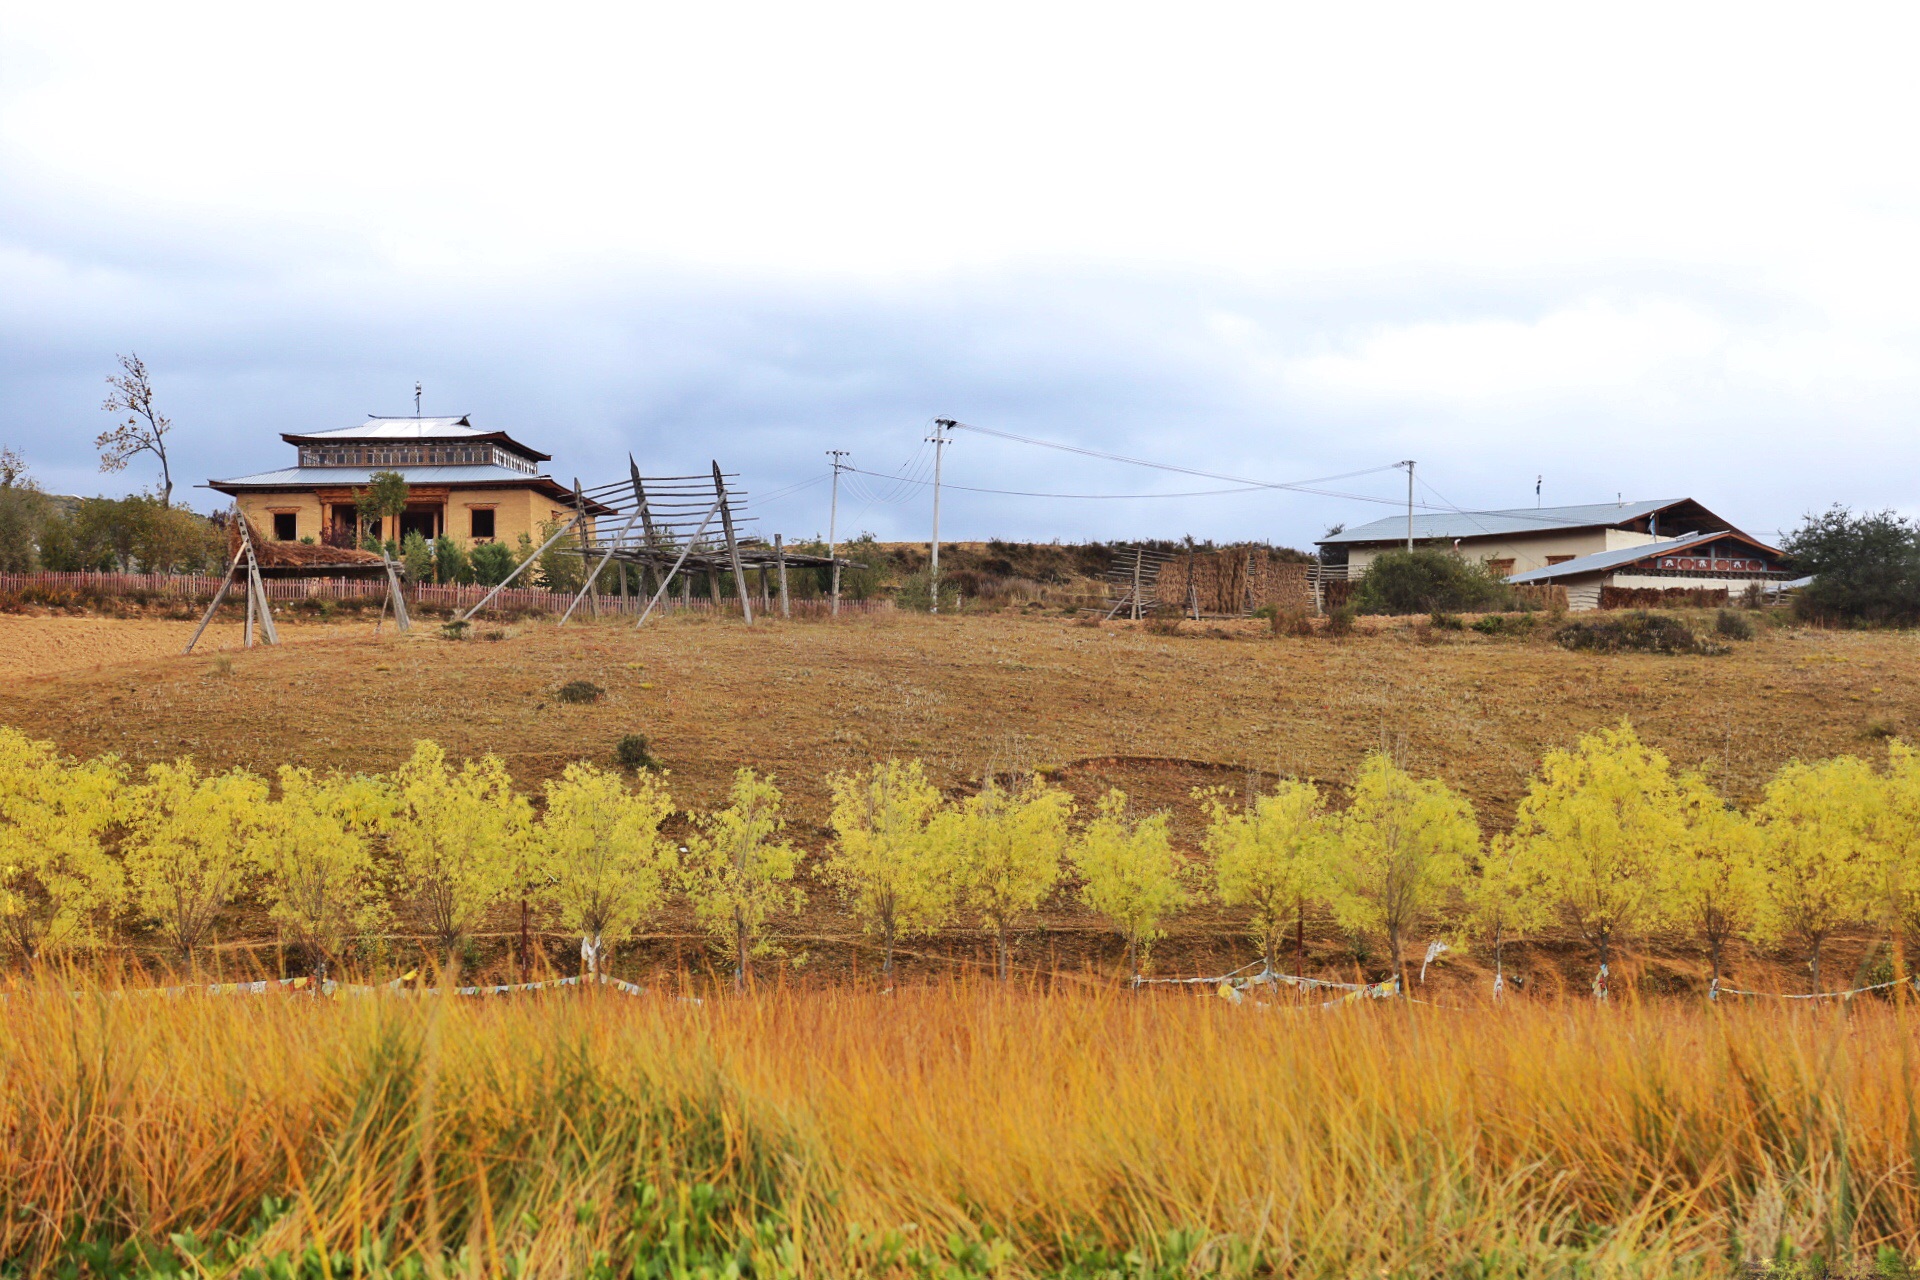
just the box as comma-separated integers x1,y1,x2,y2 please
0,571,894,619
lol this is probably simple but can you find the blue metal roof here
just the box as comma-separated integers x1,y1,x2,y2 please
1505,531,1732,583
1320,499,1685,546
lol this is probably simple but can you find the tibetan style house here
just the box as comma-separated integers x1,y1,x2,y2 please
208,416,609,549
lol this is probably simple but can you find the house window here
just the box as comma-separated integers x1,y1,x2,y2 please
1546,555,1575,566
470,508,496,539
1488,559,1516,578
273,512,298,541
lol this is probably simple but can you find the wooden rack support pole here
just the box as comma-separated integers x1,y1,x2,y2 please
459,512,584,622
712,460,752,626
572,478,598,618
775,533,790,618
635,499,723,629
183,546,248,655
1131,547,1144,621
561,499,651,626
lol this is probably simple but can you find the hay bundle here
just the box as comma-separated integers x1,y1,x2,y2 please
1154,550,1312,615
230,516,385,571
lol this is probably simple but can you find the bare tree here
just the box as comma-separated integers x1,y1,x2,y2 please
97,354,175,506
0,445,25,489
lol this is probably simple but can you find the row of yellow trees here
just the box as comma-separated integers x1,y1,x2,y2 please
3,722,1918,990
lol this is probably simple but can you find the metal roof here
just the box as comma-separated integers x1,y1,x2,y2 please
279,416,552,461
1319,499,1687,546
211,463,540,487
206,464,612,512
1505,531,1744,584
295,416,481,440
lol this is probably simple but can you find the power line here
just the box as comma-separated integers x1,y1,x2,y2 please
944,419,1404,495
843,466,1278,501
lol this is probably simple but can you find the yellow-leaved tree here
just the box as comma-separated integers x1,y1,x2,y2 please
824,759,951,976
1069,789,1190,979
386,740,532,959
1329,752,1477,991
1663,773,1760,990
1750,755,1877,993
939,773,1074,980
249,765,393,966
1467,834,1550,997
537,762,676,974
1508,721,1685,986
1200,779,1333,977
1866,740,1920,990
681,768,804,990
123,759,269,962
0,727,124,962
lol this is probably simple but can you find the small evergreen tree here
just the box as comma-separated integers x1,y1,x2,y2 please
401,530,433,583
433,534,470,584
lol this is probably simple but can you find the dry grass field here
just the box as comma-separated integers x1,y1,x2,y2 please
5,982,1915,1278
1,607,1915,989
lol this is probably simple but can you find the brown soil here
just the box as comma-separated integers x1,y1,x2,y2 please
1,608,1914,994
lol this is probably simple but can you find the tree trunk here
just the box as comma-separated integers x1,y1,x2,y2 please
734,912,748,993
882,922,895,977
1809,935,1822,994
1708,930,1722,986
1295,897,1306,978
1492,920,1505,999
996,924,1010,981
1125,935,1138,982
1389,922,1405,993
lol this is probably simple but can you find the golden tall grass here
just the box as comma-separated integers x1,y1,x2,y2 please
2,981,1916,1277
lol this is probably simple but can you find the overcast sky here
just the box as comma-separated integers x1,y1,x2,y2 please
2,3,1915,547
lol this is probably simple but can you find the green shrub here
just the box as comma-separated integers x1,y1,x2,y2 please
1353,548,1514,615
1472,613,1535,637
1555,611,1720,655
556,680,604,704
1429,610,1465,630
1325,604,1356,637
470,540,516,586
1714,609,1755,640
1783,505,1920,626
614,733,657,770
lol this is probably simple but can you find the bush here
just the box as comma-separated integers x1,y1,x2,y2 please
1353,548,1514,615
1271,608,1314,637
440,619,470,641
1473,613,1535,637
1429,611,1465,631
556,680,604,704
1783,505,1920,626
614,733,657,770
401,530,433,583
470,540,516,586
894,569,960,613
433,535,470,585
1556,612,1721,655
1714,609,1755,641
1144,614,1183,636
1325,604,1356,637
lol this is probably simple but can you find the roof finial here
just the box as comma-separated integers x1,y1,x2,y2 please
414,382,422,417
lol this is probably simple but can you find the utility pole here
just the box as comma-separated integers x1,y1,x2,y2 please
929,419,955,614
826,450,848,616
1401,460,1416,551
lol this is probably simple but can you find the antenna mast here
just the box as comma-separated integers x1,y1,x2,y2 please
414,382,422,417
